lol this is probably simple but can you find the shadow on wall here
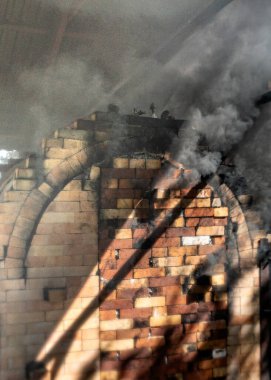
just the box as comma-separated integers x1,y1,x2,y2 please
25,169,263,380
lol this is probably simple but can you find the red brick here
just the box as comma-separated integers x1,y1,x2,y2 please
166,294,187,305
101,239,133,250
101,198,117,208
215,301,228,310
134,199,149,209
199,218,228,226
155,189,170,199
198,302,216,312
99,248,115,260
165,227,195,237
100,361,120,371
101,178,118,188
133,229,149,239
179,188,193,196
119,179,133,188
100,299,133,310
197,339,226,350
119,248,141,259
168,352,198,364
117,369,149,380
179,333,197,344
119,348,152,360
136,169,159,178
198,246,225,255
133,256,154,269
122,254,153,269
119,179,150,189
115,229,133,239
134,268,165,278
152,248,167,257
100,269,133,280
184,369,213,380
120,358,156,371
100,331,116,340
154,178,181,190
165,285,185,296
213,237,226,245
198,358,227,369
167,343,197,355
117,288,152,299
151,326,171,336
197,188,212,198
116,328,150,339
115,220,134,228
168,246,197,256
103,290,117,300
214,207,228,217
102,168,136,178
185,255,206,265
100,310,117,320
154,199,181,209
167,303,198,314
149,276,180,287
196,226,224,236
186,218,200,227
99,259,116,272
134,209,150,218
198,320,226,331
167,330,185,345
135,336,165,348
184,323,200,333
103,189,134,199
100,352,119,360
185,208,214,218
153,237,180,248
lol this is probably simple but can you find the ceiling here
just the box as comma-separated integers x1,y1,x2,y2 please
0,0,229,152
0,0,94,84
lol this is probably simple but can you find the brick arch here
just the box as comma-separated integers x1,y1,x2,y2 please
96,159,262,380
216,178,262,380
5,143,105,271
0,117,264,380
2,146,105,267
3,114,182,273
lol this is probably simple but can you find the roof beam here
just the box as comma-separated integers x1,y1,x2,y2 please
0,23,92,40
47,13,69,65
47,0,88,65
0,23,47,35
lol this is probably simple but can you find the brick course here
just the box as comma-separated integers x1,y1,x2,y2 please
0,129,261,380
98,158,230,380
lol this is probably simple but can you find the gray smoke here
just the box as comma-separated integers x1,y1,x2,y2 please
0,0,210,149
158,0,271,225
0,0,271,225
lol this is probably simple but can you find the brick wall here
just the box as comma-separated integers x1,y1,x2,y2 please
0,116,264,380
98,157,229,380
0,171,100,380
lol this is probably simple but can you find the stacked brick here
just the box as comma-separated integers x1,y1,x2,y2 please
0,114,264,380
98,157,229,380
29,176,100,380
219,184,261,380
0,135,101,380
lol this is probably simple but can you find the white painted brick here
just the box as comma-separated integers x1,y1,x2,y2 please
182,236,212,246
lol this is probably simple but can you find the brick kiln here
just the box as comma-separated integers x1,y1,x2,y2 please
0,111,265,380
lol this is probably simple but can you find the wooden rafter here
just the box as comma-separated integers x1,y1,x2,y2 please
47,0,88,65
0,23,92,40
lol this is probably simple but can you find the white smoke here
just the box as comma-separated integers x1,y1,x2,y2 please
0,0,271,224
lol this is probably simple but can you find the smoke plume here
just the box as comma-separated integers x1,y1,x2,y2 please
0,0,271,223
